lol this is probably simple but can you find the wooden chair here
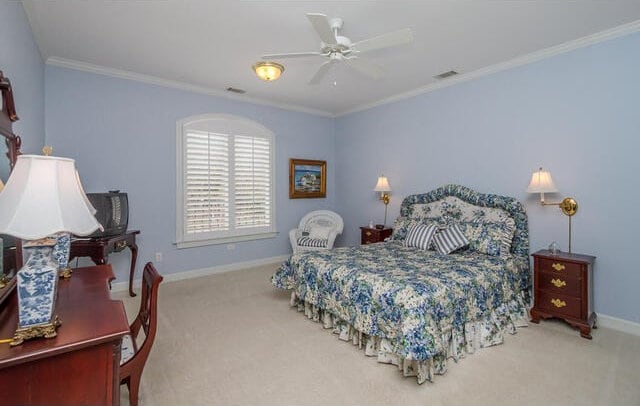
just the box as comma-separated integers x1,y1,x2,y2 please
119,262,163,406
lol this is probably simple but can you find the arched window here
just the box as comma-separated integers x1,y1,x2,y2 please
176,114,275,247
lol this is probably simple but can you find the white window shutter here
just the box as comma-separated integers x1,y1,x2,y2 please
177,114,275,246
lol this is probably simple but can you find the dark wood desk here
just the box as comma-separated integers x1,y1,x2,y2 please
70,230,140,297
0,264,129,406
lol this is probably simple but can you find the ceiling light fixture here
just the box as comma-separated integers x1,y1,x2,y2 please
253,61,284,81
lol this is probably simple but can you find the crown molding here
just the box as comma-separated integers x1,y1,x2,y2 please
45,57,334,118
339,19,640,117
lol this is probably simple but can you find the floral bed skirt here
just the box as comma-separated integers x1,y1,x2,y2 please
288,291,529,384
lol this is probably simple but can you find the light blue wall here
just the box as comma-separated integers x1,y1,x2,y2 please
45,66,335,281
335,32,640,322
0,1,44,157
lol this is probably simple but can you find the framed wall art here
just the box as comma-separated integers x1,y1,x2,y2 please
289,158,326,199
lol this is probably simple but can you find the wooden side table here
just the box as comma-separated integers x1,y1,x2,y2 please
70,230,140,297
530,249,596,339
360,226,392,245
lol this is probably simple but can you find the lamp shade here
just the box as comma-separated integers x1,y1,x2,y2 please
526,168,558,193
373,175,391,192
0,155,102,240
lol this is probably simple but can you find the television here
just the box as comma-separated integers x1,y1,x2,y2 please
86,191,129,238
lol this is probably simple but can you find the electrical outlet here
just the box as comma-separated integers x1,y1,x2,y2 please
227,244,236,251
155,252,163,262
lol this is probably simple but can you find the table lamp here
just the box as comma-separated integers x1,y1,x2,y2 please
0,153,102,345
373,175,391,227
527,167,578,253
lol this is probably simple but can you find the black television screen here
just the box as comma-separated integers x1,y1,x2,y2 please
86,191,129,238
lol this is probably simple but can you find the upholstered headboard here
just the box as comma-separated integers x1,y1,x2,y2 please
399,184,530,261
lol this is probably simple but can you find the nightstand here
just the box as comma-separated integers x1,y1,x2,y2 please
530,249,596,339
360,226,392,245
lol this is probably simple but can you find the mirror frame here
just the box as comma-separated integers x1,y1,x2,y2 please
0,71,22,305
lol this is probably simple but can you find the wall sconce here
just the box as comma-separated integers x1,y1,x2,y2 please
253,61,284,81
527,167,578,253
373,175,391,227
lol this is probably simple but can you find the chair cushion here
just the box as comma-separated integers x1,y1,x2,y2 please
297,236,328,248
121,333,135,365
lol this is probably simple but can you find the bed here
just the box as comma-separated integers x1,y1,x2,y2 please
272,184,530,384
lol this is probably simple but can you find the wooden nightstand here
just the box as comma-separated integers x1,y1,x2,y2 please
530,249,596,339
360,227,392,245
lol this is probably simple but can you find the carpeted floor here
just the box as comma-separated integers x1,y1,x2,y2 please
113,263,640,406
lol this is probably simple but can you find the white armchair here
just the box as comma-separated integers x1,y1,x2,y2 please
289,210,344,253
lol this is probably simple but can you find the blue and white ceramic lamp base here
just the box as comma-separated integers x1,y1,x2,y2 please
10,233,70,346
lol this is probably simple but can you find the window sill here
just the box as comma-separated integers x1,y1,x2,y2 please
176,232,278,249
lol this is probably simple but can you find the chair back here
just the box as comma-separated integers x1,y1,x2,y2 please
298,210,344,235
120,262,163,406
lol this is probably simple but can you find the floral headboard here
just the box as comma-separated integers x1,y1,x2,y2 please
399,184,529,261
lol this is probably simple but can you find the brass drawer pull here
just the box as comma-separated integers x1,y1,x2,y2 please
551,278,566,288
551,263,566,271
114,241,128,251
551,298,567,308
365,231,372,237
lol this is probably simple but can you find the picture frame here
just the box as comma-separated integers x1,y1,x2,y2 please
289,158,326,199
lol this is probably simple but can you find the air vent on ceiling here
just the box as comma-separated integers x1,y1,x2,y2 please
434,70,458,80
226,87,246,94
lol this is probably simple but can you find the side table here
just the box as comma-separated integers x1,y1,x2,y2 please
70,230,140,297
360,226,393,244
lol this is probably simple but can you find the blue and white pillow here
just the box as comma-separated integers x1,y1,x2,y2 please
404,223,437,250
433,223,469,255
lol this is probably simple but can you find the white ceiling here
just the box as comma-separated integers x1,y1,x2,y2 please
22,1,640,116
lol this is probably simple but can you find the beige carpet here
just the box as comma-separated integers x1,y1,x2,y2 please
113,263,640,406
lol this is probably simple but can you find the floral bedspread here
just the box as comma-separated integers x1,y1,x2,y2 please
272,241,528,363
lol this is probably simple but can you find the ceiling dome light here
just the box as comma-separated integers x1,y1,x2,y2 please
253,61,284,81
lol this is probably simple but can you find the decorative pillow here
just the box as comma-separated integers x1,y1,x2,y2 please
403,223,437,250
296,237,328,248
458,218,515,257
432,223,469,255
390,217,414,241
308,225,332,240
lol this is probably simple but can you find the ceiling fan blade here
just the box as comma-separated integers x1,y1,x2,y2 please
262,52,324,59
306,13,337,45
309,60,336,85
351,28,413,53
343,57,385,79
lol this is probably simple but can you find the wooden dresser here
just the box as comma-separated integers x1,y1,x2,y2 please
360,226,393,244
0,264,129,405
530,249,596,339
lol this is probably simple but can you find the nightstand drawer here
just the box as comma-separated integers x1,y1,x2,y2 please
538,271,581,297
536,291,581,319
537,258,583,278
360,227,392,245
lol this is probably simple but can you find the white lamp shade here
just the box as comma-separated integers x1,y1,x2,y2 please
0,155,102,240
526,168,558,194
373,175,391,192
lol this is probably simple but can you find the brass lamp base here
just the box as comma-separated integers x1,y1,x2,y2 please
543,196,578,253
10,316,61,346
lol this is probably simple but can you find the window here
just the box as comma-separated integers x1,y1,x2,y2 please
176,114,276,248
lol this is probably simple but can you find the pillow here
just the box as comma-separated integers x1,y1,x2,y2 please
458,218,515,257
296,237,328,248
308,225,332,240
432,223,469,255
390,217,415,241
403,223,438,250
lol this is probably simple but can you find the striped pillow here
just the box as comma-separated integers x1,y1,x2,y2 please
404,223,437,250
296,237,328,248
433,223,469,255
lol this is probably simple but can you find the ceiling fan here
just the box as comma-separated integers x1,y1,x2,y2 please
262,13,413,85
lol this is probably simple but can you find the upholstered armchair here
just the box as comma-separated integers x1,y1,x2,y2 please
289,210,344,253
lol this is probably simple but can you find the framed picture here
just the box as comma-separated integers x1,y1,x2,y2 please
289,158,326,199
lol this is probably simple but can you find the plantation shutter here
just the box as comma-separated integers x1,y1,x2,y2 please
184,130,230,235
234,135,272,229
177,115,275,247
